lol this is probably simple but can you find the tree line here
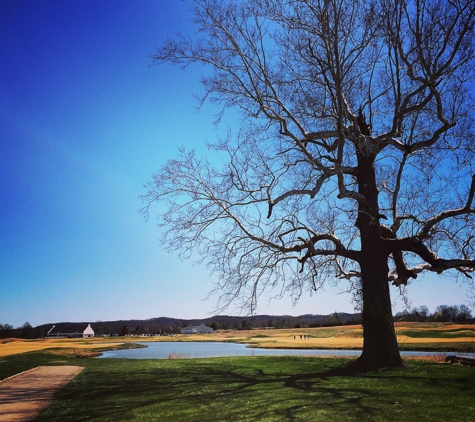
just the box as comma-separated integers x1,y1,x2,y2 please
0,313,361,339
395,304,473,323
2,305,473,339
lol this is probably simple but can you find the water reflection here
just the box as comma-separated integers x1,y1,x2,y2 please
98,342,473,360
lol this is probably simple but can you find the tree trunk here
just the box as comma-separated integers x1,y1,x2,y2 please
352,147,404,371
357,248,404,370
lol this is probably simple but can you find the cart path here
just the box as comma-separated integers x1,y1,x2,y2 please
0,366,84,421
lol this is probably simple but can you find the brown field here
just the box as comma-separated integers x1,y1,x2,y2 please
211,323,475,350
0,339,122,357
1,322,474,357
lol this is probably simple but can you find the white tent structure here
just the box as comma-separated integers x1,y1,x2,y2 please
83,324,95,338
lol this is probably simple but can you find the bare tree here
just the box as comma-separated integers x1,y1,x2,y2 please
142,0,475,370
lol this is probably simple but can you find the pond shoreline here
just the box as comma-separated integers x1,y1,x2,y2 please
122,339,475,353
247,344,475,352
97,341,475,360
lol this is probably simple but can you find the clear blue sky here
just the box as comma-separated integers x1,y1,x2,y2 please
0,0,471,328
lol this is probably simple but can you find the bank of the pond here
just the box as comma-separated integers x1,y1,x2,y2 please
98,341,475,360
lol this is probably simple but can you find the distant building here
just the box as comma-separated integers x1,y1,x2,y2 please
83,324,95,338
180,324,213,334
46,324,80,338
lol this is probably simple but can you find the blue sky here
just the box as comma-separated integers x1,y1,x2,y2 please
0,0,472,328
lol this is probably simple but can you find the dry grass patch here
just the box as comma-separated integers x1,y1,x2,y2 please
249,336,364,349
0,339,123,357
403,355,448,363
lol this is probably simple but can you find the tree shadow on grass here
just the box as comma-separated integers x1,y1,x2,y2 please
36,357,475,422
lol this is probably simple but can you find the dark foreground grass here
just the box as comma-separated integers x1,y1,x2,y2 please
1,351,474,421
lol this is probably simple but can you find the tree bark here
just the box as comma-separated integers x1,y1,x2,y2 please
352,146,404,370
357,249,404,370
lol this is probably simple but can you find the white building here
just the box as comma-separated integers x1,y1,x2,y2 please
180,324,214,334
83,324,95,338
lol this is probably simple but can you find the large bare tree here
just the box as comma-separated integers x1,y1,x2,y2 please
142,0,475,369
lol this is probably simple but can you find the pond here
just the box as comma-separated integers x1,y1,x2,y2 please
97,342,475,359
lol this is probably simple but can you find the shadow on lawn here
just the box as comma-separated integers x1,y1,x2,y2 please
37,358,475,421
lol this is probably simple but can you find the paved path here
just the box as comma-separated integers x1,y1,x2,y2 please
0,366,83,421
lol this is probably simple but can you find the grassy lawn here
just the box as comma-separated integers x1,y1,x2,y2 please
399,328,475,339
1,350,474,421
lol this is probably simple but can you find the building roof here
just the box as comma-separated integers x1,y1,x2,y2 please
83,324,94,334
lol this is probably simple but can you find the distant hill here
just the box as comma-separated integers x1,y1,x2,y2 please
11,312,361,339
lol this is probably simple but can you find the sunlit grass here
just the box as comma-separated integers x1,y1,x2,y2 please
1,349,474,421
37,355,475,421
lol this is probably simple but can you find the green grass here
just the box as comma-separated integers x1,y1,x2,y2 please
1,350,474,421
400,329,475,339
